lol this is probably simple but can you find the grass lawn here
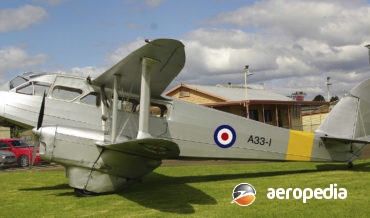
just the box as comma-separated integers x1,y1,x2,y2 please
1,159,370,217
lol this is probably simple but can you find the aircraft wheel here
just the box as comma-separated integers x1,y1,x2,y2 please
347,162,353,169
18,155,29,167
74,188,98,197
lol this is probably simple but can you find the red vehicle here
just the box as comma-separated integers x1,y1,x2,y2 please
0,138,40,167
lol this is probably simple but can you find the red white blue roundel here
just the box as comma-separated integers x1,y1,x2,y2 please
214,125,236,148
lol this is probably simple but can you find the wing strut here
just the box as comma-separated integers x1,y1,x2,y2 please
137,57,158,139
111,74,120,143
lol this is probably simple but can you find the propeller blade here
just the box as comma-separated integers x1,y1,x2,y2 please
32,93,46,166
37,92,46,130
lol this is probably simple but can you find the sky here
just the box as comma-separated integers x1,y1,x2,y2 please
1,0,370,100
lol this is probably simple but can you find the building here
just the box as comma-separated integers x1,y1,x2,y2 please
165,84,329,131
0,127,10,138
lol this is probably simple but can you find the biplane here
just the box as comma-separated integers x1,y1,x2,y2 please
0,39,369,196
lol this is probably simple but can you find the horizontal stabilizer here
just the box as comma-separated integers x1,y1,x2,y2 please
98,138,180,159
320,136,370,144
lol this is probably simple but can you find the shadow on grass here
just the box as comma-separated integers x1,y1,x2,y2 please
19,184,75,196
17,159,370,214
120,174,218,214
119,160,370,214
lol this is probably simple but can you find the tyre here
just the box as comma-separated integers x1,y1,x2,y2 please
74,188,97,197
18,155,29,167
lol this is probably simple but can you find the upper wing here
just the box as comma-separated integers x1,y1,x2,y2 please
98,138,180,159
92,39,185,98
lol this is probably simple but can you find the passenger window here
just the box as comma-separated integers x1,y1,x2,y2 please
151,105,167,117
120,100,136,112
52,86,82,101
34,83,50,96
80,92,101,106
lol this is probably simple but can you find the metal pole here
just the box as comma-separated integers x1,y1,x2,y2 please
326,77,332,102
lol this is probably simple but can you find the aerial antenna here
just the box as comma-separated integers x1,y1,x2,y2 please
326,76,332,102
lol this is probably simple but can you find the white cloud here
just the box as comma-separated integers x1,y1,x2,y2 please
145,0,165,8
54,66,105,79
105,37,148,65
0,5,48,32
32,0,66,6
168,0,370,100
0,46,49,78
207,0,370,46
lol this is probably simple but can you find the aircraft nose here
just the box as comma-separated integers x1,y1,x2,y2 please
33,126,57,161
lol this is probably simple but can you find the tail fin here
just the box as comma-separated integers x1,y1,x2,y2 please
316,79,370,142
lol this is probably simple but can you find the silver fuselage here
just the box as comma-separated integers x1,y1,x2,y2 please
0,73,367,193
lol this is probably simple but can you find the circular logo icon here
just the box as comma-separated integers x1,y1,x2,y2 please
214,125,236,148
231,183,256,206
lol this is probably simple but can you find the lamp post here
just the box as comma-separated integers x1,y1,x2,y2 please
244,65,253,118
326,76,332,102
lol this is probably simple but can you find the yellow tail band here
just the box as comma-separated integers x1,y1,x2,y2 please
286,130,314,161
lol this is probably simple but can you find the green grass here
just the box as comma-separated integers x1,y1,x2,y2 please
1,159,370,217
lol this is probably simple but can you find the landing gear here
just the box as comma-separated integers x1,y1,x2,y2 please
74,188,98,197
347,162,353,169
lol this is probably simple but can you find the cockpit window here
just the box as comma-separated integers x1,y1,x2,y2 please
16,82,50,96
9,72,48,90
10,77,27,89
80,92,101,107
52,86,82,101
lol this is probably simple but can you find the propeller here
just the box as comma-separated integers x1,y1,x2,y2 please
31,92,46,166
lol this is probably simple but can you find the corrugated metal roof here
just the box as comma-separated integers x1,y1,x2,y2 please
188,84,292,101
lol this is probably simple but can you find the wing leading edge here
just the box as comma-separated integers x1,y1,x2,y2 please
92,38,185,98
98,138,180,159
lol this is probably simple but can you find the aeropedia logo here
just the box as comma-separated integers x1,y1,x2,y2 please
267,183,347,203
232,183,347,206
231,183,256,206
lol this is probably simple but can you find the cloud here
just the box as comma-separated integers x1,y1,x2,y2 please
178,28,370,100
0,46,50,81
54,66,105,79
168,0,370,100
105,37,148,65
145,0,165,8
124,0,165,10
207,0,370,46
0,4,48,32
32,0,66,6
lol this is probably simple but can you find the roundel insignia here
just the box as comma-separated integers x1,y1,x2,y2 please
214,125,236,148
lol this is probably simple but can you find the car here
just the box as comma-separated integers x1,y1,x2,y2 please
0,138,40,167
0,150,16,167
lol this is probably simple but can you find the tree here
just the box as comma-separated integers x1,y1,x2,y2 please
330,96,339,102
312,94,325,102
